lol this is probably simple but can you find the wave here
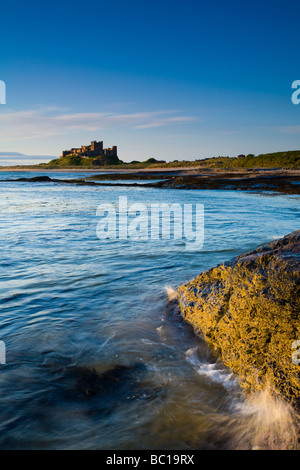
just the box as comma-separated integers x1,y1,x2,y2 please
185,347,238,390
185,347,299,449
164,286,178,301
229,388,299,450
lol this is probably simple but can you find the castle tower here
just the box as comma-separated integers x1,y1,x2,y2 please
91,141,103,154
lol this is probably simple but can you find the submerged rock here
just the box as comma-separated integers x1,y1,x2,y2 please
15,176,54,182
177,230,300,406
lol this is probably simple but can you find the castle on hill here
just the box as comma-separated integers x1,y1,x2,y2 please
61,140,117,158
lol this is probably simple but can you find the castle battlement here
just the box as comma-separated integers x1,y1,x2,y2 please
61,140,117,158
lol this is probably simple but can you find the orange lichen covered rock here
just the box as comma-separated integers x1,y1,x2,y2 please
177,230,300,405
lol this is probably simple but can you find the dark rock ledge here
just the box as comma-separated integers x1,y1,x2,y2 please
177,230,300,407
1,171,300,194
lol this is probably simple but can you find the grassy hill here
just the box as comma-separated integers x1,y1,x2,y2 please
147,151,300,170
213,151,300,169
1,150,300,170
42,151,300,170
42,153,122,168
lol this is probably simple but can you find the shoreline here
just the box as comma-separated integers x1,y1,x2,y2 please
0,166,207,173
1,166,300,177
1,166,300,173
2,168,300,195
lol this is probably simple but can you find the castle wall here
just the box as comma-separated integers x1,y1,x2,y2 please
61,141,117,158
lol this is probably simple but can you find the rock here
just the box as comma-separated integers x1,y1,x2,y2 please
64,363,147,399
14,176,54,182
177,230,300,406
60,362,164,407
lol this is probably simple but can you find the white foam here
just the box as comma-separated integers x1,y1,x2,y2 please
164,286,178,301
229,388,298,450
185,347,238,390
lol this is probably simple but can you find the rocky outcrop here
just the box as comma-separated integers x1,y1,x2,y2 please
154,173,300,194
177,230,300,406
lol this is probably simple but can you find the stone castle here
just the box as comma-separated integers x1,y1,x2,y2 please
61,140,117,158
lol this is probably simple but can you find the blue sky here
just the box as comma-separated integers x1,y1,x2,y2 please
0,0,300,164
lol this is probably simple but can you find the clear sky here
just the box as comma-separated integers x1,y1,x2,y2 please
0,0,300,164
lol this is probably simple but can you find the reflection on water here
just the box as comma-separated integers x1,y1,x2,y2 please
0,172,299,449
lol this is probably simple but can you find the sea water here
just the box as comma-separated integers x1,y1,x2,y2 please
0,171,299,450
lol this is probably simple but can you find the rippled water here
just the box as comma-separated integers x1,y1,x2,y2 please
0,171,299,450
